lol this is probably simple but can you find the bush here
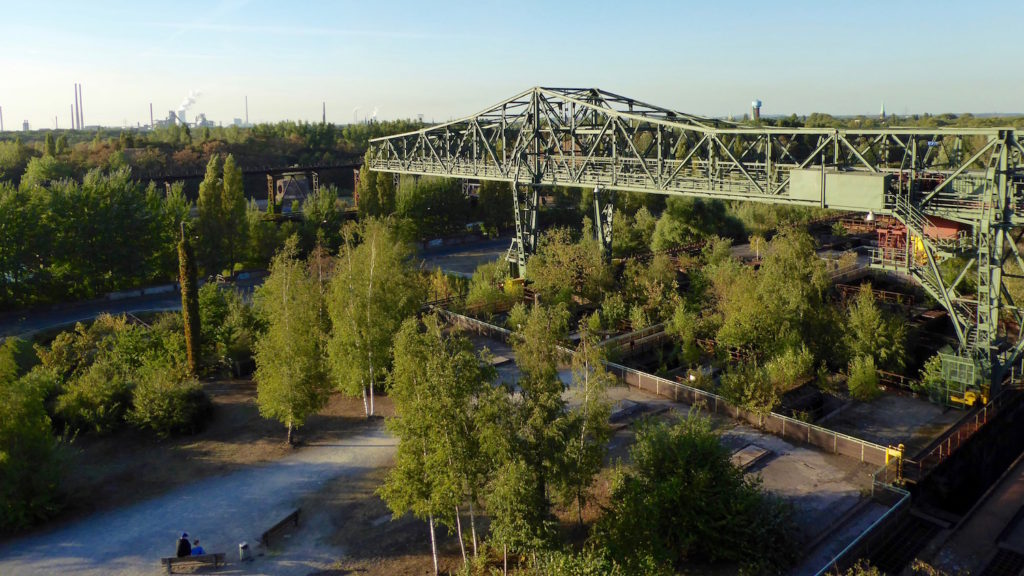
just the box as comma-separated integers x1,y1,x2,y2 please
720,363,778,414
199,284,258,373
465,259,515,316
0,374,62,533
600,293,628,330
848,355,881,401
55,358,134,435
628,305,652,331
506,302,529,331
129,358,211,438
765,345,814,392
594,416,798,573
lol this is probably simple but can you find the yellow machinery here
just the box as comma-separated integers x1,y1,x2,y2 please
950,386,989,407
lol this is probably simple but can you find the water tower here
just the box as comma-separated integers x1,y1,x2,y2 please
751,99,762,122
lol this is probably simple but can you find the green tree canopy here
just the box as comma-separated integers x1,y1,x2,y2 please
595,416,798,573
327,218,425,416
253,237,331,443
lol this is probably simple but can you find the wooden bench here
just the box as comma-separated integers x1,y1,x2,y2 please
260,508,301,548
160,552,226,574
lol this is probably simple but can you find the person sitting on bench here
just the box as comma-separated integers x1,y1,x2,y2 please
175,532,191,558
190,539,205,556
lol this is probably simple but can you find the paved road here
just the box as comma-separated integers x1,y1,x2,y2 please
0,295,184,340
0,423,397,576
418,236,510,277
0,239,512,340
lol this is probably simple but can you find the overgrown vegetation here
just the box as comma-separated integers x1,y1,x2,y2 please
594,415,799,574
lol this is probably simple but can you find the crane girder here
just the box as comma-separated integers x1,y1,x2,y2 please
368,87,1024,392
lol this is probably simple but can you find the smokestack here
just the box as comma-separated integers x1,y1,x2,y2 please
55,115,58,130
73,84,79,130
0,105,4,132
322,101,326,125
78,84,84,129
71,105,75,129
245,95,249,125
150,103,154,128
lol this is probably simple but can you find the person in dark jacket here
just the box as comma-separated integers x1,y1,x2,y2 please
176,532,191,557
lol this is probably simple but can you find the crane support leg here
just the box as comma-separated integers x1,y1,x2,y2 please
509,181,539,278
594,187,615,262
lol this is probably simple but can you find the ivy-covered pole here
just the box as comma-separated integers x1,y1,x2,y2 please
179,222,201,375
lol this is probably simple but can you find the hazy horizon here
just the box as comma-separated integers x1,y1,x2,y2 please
2,0,1022,129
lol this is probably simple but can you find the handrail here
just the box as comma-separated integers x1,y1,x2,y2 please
812,484,911,576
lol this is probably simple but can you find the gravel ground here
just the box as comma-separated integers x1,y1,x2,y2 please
0,423,397,576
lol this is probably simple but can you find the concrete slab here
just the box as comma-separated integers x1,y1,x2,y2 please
817,393,963,456
731,444,771,471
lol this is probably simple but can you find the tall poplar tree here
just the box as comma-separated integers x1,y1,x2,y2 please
222,154,247,271
178,224,201,375
196,154,225,274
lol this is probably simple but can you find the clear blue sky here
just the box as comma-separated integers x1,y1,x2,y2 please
1,0,1021,129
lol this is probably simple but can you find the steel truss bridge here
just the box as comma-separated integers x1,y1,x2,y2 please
367,87,1024,392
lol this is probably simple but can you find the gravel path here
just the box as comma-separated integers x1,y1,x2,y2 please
0,423,396,576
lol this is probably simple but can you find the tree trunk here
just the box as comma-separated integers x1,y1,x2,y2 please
577,489,584,526
503,544,508,576
369,380,375,416
361,385,369,417
455,506,466,564
469,502,478,558
429,514,439,576
286,419,293,446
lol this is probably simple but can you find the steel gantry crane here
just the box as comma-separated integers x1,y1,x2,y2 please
367,87,1024,394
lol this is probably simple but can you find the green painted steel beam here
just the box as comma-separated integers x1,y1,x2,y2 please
367,87,1024,392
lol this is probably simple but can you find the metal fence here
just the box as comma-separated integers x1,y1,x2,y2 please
902,388,1020,483
605,361,892,466
813,483,911,576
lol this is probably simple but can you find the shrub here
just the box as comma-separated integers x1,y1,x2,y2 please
129,358,211,438
848,355,881,401
55,358,134,435
628,305,652,331
199,284,258,373
600,293,628,330
765,345,814,392
720,363,778,414
506,302,529,331
465,259,513,316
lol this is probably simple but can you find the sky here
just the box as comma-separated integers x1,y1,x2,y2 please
1,0,1022,129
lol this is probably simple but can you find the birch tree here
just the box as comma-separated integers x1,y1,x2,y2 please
380,315,495,572
327,218,423,417
557,323,613,525
253,237,330,444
